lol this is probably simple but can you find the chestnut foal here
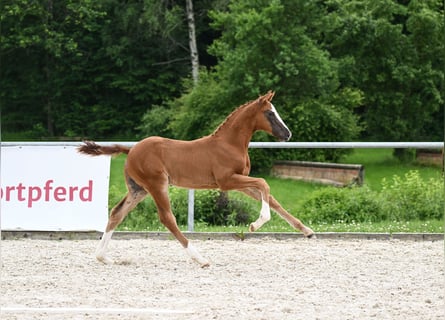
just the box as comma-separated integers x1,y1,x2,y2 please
78,91,315,267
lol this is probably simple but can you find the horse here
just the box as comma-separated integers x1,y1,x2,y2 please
78,91,315,267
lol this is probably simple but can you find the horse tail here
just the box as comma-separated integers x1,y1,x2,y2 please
77,140,131,156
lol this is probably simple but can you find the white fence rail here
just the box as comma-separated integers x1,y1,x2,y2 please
2,141,443,231
2,141,443,148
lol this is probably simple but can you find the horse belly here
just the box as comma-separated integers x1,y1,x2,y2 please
165,159,218,189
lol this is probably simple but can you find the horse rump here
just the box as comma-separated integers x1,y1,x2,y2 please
77,140,131,156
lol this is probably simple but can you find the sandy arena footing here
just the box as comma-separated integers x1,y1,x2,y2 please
1,237,444,319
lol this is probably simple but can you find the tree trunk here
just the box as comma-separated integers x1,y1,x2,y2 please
45,0,55,136
185,0,199,84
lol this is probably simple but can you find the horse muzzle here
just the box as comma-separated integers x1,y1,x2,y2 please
266,110,292,142
275,128,292,142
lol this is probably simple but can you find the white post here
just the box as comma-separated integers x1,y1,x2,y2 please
187,189,195,232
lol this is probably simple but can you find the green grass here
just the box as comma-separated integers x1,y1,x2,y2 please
109,154,127,195
340,149,442,190
109,149,444,233
177,219,444,233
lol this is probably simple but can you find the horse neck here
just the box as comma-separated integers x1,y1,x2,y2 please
211,104,257,149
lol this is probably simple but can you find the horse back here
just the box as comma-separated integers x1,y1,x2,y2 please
125,136,249,189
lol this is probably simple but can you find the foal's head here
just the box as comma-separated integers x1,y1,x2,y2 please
255,91,292,141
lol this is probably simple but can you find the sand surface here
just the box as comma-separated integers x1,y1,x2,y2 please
1,237,444,319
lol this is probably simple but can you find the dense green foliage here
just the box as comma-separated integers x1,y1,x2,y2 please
2,0,443,147
116,188,256,231
300,171,443,224
327,0,444,142
1,0,223,139
146,1,365,168
140,0,443,167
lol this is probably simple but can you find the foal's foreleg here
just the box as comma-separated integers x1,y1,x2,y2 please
249,188,271,232
240,188,315,237
219,175,272,232
150,185,210,267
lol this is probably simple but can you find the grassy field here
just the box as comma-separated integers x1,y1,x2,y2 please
340,149,441,190
109,149,444,233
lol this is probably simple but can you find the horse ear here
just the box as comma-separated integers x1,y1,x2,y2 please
259,91,275,104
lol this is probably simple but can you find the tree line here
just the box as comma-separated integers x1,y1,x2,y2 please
1,1,443,157
1,0,221,139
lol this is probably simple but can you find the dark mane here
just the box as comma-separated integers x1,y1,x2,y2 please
211,98,258,136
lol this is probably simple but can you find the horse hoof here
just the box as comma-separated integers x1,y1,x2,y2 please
306,233,316,239
96,255,114,265
201,261,211,268
249,223,256,232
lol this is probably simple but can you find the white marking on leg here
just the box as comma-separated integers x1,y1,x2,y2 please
96,230,114,264
303,226,316,238
270,103,292,139
250,195,271,232
185,243,210,267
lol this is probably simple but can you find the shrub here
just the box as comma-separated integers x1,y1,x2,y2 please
301,170,444,224
301,186,384,224
169,189,256,226
111,186,256,230
381,170,444,221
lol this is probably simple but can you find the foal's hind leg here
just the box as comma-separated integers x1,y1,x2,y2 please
96,176,147,264
240,188,315,238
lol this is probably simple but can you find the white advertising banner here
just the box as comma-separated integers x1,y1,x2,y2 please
1,146,110,231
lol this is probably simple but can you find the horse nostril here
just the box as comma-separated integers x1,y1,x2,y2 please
286,131,292,141
278,130,292,142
